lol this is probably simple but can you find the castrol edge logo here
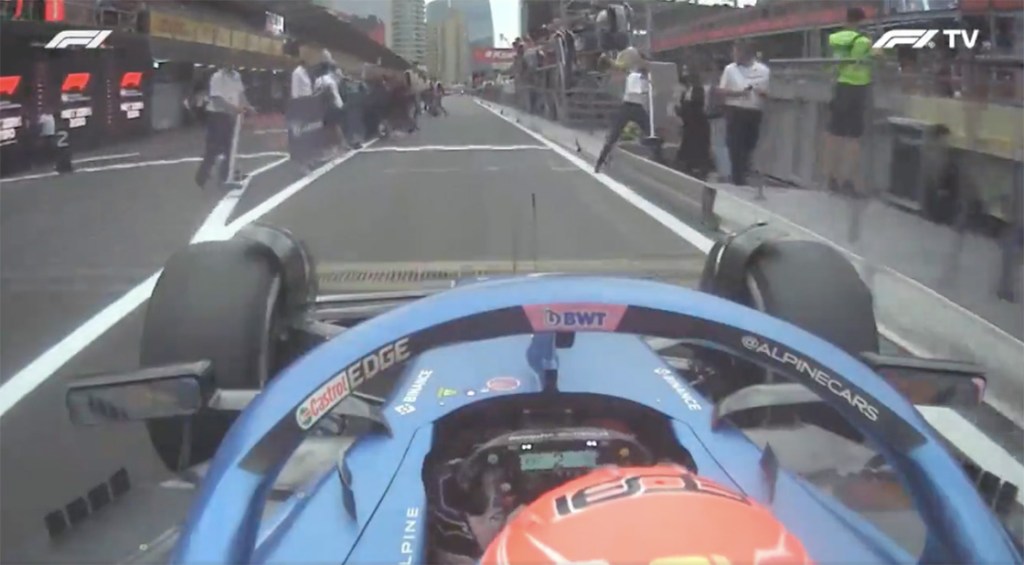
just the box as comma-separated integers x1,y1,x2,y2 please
296,337,411,429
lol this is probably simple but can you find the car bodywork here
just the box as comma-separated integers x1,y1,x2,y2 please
65,225,1021,564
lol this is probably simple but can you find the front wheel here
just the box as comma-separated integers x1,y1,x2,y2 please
141,239,283,472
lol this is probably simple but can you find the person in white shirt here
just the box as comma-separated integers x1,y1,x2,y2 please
290,58,313,99
196,65,252,189
595,47,653,173
716,39,769,186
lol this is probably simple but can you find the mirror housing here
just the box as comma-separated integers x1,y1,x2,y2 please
860,353,985,407
66,361,212,426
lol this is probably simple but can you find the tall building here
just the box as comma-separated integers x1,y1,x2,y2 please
426,22,441,77
391,0,427,66
426,0,491,44
426,0,449,25
426,0,493,70
427,9,470,84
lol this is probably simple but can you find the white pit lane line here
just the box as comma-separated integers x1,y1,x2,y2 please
72,152,142,165
0,152,288,185
476,100,1024,501
0,141,375,417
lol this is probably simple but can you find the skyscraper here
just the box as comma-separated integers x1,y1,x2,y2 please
391,0,427,66
426,9,470,84
426,0,493,70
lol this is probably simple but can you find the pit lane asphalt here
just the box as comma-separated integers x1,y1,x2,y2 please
0,97,708,563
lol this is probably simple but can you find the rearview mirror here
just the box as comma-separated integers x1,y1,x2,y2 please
860,353,985,407
66,361,211,426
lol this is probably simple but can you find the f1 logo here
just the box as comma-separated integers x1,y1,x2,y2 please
120,72,142,90
0,76,20,97
61,73,90,93
45,30,112,49
872,29,979,50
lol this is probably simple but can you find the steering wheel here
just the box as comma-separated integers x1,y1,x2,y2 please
169,276,1017,565
448,426,655,515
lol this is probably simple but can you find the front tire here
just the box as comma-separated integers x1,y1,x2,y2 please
745,239,878,356
141,240,282,472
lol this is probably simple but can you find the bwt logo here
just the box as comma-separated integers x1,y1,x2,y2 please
525,303,626,332
873,29,979,50
543,309,608,328
45,30,112,49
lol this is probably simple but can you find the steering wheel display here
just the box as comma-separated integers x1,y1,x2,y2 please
447,427,653,514
170,276,1016,565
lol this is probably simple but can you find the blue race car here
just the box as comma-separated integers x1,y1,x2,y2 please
66,223,1021,564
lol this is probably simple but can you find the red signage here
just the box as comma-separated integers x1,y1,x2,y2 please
45,0,65,21
368,23,385,46
0,76,21,98
960,0,1020,12
61,72,90,93
653,4,879,52
120,71,142,90
339,12,386,47
473,47,516,65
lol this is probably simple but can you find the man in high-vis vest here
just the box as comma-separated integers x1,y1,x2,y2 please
822,7,876,196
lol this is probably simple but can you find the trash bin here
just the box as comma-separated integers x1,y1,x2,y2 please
886,117,951,218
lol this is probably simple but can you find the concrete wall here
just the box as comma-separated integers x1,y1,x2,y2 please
754,65,1022,222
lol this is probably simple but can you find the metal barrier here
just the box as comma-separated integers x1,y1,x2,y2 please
758,57,1022,219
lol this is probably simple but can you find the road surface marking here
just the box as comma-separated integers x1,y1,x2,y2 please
476,103,713,254
478,99,1024,493
361,144,546,153
219,140,377,236
72,152,141,164
1,152,288,184
0,145,370,417
382,167,460,174
190,156,289,244
0,272,160,417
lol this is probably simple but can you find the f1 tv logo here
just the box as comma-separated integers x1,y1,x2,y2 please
873,29,980,50
45,30,112,49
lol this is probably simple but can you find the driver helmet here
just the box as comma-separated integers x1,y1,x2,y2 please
481,464,812,565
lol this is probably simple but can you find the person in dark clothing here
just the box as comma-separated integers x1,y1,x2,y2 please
674,68,713,180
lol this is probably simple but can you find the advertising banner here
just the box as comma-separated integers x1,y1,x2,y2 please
148,12,196,42
473,48,516,70
0,75,25,150
0,22,151,175
286,94,329,165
